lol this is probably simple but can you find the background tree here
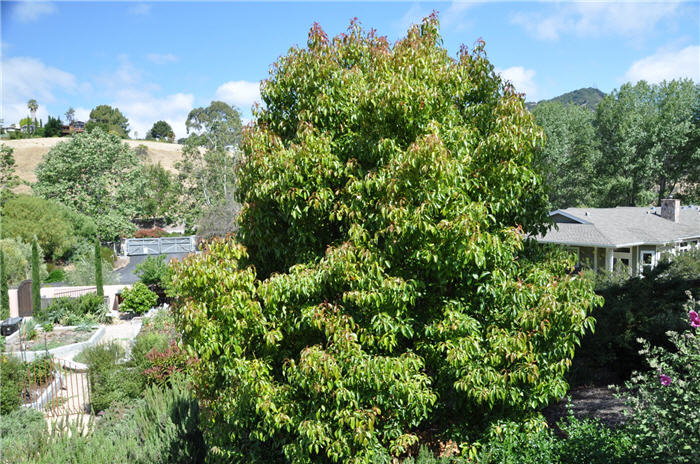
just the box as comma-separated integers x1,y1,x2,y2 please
27,99,38,124
593,79,700,206
2,194,96,261
170,17,600,462
137,163,178,226
86,105,130,138
31,237,40,316
0,238,47,286
65,107,75,124
146,120,174,142
533,102,600,208
43,115,63,137
0,144,20,205
94,238,103,298
33,128,144,240
176,101,243,227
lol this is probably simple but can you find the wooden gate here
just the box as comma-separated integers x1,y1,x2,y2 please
17,280,33,317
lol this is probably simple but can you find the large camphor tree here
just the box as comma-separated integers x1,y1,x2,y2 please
170,16,600,463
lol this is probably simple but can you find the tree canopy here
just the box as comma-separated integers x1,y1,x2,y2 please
532,101,599,209
1,194,96,260
33,128,143,239
175,100,243,227
170,16,600,462
0,144,20,205
147,120,174,141
86,105,130,138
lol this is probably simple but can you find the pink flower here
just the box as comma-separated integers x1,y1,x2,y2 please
659,374,672,386
689,310,700,328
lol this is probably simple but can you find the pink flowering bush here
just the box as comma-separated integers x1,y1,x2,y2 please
617,291,700,463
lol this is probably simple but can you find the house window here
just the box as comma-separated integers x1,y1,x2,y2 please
640,250,656,274
678,242,690,253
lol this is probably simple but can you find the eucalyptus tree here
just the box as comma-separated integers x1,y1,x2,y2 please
176,100,243,227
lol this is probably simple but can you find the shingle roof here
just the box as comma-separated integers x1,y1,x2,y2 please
536,206,700,247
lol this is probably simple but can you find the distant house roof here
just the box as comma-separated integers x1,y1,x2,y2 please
536,206,700,248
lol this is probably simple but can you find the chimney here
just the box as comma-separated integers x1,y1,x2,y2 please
660,198,680,223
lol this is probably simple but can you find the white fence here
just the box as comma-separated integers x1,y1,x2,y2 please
124,236,197,256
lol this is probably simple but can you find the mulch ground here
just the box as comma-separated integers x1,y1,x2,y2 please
543,385,630,429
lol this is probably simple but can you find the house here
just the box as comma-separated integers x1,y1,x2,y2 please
60,120,86,136
535,199,700,276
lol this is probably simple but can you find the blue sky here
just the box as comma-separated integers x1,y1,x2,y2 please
2,1,698,139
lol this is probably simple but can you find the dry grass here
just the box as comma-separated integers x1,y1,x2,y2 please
3,137,183,193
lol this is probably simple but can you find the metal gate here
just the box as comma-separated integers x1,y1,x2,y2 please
17,280,33,317
22,357,91,416
124,236,196,256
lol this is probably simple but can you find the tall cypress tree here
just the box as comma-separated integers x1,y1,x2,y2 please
31,237,41,316
0,250,9,320
95,238,104,298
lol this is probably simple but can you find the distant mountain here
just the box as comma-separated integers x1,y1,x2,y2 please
526,87,606,112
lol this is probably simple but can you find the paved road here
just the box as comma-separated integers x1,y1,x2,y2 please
115,252,191,284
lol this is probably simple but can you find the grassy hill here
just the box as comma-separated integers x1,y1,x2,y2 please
526,87,605,112
3,138,183,193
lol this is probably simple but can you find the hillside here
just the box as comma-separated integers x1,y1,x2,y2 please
3,138,184,193
526,87,605,112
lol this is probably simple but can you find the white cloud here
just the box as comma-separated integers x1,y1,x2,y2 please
74,107,91,122
147,53,178,65
512,2,680,41
92,56,193,139
12,1,56,23
115,90,194,140
497,66,538,100
1,57,77,124
128,3,151,16
623,45,700,84
215,81,261,114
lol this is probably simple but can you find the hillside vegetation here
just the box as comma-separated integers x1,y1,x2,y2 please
526,87,605,111
4,137,183,193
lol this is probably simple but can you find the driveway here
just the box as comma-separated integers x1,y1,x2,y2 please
115,252,192,284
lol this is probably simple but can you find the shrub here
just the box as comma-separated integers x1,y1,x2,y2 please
82,342,142,412
120,283,157,315
134,227,166,238
475,416,638,464
135,254,170,288
0,194,96,261
571,249,700,385
0,354,24,414
0,237,48,286
44,268,66,283
170,17,600,462
37,293,107,325
0,407,48,463
9,381,205,464
142,341,193,388
130,330,171,372
616,292,700,464
65,247,118,287
20,318,37,340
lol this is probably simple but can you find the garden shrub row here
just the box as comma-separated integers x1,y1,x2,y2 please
0,380,204,464
571,248,700,385
35,293,108,326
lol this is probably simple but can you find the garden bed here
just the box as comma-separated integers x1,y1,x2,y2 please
4,325,106,362
5,327,97,352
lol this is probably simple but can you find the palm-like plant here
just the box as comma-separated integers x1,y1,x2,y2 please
27,99,38,123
